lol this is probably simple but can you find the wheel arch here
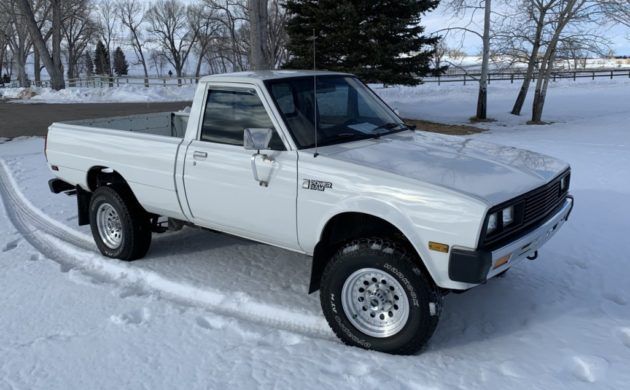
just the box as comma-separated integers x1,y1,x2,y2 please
81,166,146,221
308,211,436,293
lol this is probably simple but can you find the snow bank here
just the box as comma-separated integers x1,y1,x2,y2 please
1,84,195,103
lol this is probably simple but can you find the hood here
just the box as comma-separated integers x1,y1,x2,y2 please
320,131,569,205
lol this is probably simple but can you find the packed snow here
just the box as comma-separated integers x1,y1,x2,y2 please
1,78,629,389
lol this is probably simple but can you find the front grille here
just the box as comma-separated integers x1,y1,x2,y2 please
523,173,569,225
480,169,570,250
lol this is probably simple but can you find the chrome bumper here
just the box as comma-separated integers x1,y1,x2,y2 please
448,196,574,284
487,196,574,278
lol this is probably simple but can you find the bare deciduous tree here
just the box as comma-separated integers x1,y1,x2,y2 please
189,4,222,77
1,1,33,86
94,0,119,87
601,0,630,27
531,0,597,123
431,39,448,74
266,0,288,68
147,0,199,84
0,17,8,79
13,0,64,89
441,0,493,120
116,0,149,86
497,0,561,115
204,0,248,71
62,0,96,85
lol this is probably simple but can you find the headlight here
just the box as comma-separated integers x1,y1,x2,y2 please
487,212,498,233
502,206,514,226
486,205,516,234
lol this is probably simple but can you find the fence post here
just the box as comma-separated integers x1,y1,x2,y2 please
553,73,556,82
437,75,440,86
510,73,514,84
592,71,595,80
610,71,613,80
573,71,576,81
463,74,466,86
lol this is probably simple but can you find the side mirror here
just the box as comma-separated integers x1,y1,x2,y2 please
244,128,273,151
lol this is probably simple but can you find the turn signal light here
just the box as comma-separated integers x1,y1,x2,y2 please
493,254,511,269
428,241,449,253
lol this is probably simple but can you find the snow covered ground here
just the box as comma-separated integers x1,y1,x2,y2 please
1,79,629,389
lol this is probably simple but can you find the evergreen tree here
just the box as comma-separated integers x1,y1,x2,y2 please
284,0,442,85
94,40,111,76
113,47,129,76
84,51,94,76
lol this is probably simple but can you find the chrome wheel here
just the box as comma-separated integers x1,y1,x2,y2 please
96,203,123,249
341,267,410,338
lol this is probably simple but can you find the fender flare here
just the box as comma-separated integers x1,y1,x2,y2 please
307,197,438,293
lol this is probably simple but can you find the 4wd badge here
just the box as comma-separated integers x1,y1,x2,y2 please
302,179,332,191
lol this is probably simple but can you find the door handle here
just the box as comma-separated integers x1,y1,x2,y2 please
193,151,208,160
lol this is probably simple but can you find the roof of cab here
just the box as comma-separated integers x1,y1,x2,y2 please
199,70,351,83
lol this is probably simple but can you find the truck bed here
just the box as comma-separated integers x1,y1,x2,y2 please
46,111,191,219
61,111,190,138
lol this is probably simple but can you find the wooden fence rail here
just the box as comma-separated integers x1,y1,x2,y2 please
2,68,629,89
422,68,630,85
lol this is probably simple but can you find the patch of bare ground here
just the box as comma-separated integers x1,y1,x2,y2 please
403,118,485,136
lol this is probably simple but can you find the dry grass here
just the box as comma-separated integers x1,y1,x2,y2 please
403,118,485,136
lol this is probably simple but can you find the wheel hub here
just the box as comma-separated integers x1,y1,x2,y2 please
341,268,410,338
96,203,123,249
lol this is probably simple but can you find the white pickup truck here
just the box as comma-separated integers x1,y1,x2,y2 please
46,70,573,354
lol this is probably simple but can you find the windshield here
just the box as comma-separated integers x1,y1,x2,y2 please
265,76,407,149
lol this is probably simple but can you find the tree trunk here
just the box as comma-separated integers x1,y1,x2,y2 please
17,0,65,90
176,66,183,86
248,0,269,70
15,54,28,87
51,0,64,87
67,46,76,87
531,0,579,123
532,54,556,123
512,8,546,116
131,31,149,87
34,50,41,84
195,52,204,79
476,0,491,120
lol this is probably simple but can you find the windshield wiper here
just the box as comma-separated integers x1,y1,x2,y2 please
370,122,406,138
316,132,374,147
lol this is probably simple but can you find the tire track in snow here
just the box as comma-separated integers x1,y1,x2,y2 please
0,159,334,341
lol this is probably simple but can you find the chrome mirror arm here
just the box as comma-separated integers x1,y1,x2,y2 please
250,152,273,187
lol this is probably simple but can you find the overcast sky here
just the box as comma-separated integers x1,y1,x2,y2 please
421,3,630,56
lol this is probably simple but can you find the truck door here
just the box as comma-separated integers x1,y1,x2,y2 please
182,85,299,250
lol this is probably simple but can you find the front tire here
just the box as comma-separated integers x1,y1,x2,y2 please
320,238,441,355
89,186,152,260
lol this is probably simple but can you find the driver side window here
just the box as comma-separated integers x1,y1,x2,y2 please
200,88,285,150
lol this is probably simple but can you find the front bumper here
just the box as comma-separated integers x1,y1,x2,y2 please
449,195,574,284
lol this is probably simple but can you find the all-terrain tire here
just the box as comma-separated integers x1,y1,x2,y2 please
89,186,152,260
320,238,441,355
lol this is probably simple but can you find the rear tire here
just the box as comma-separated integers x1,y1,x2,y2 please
89,186,151,260
320,238,441,355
